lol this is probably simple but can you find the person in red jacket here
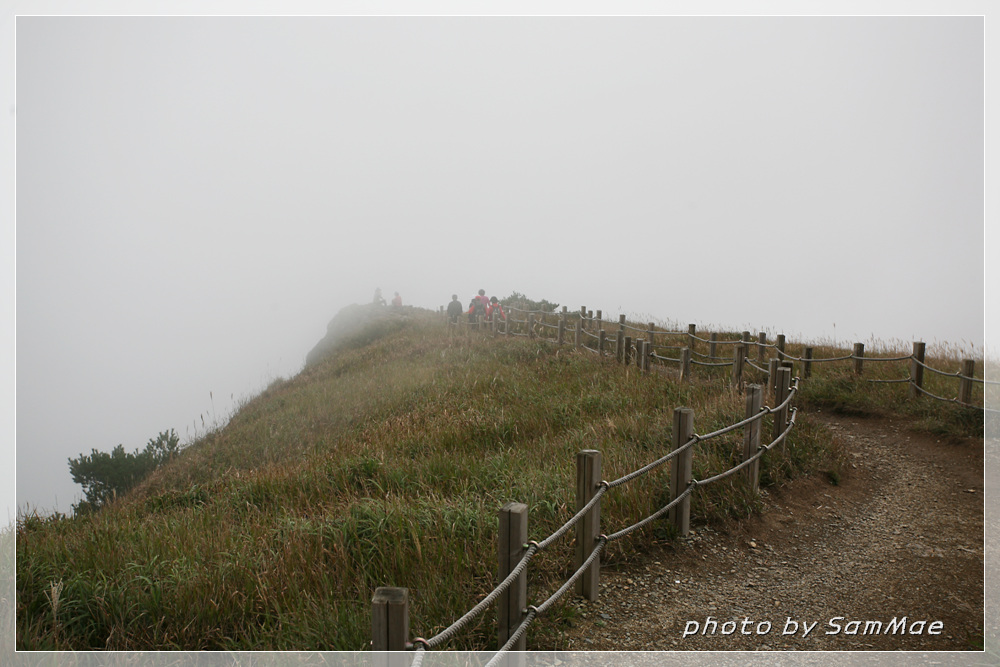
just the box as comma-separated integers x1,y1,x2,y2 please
391,292,402,307
468,289,490,322
487,296,505,321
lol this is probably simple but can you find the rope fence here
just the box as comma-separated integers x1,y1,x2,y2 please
412,300,986,659
378,309,829,658
444,307,986,411
382,378,799,659
460,305,986,413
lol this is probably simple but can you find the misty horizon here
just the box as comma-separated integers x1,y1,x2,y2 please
12,15,986,520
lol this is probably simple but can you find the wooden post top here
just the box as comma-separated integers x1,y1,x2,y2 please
501,501,528,513
372,587,408,604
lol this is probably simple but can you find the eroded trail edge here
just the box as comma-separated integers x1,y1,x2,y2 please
556,411,984,651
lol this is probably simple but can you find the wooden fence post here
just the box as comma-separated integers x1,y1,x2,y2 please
498,502,528,651
709,332,718,359
669,408,694,537
372,587,409,652
743,384,762,494
742,331,751,349
598,330,606,357
575,314,582,349
731,342,745,388
776,334,786,361
636,339,645,370
853,343,865,375
680,347,691,382
773,367,792,446
648,322,656,351
959,359,975,405
528,313,535,339
558,314,565,346
767,358,780,398
644,338,653,372
910,341,926,399
596,310,602,335
617,315,625,363
803,347,814,380
624,336,633,366
781,359,795,392
575,450,602,601
757,332,767,360
688,324,697,352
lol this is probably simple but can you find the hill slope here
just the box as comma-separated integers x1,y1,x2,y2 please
16,305,842,650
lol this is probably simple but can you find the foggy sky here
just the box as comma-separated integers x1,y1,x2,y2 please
9,11,988,520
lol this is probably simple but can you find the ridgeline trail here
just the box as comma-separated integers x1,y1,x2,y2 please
552,410,985,652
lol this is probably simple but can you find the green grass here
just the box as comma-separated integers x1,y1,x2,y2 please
16,306,975,651
775,340,986,440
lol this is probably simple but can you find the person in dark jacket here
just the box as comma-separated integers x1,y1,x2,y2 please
447,294,464,323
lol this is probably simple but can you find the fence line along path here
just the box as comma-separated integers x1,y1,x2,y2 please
394,302,987,659
374,307,821,660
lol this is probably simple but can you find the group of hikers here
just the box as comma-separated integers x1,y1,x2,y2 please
373,287,506,323
372,287,403,307
447,289,505,324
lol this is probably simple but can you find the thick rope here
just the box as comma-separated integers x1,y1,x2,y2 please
691,359,733,368
420,542,539,648
606,485,695,541
911,382,984,410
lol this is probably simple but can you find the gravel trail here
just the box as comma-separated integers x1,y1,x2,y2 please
553,411,985,652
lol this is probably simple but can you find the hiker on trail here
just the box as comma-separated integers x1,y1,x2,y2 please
373,287,386,306
468,289,489,323
474,289,490,312
487,296,505,321
391,292,402,307
467,298,482,323
447,294,464,323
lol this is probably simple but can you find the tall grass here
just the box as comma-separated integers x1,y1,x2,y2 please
1,521,13,657
22,308,973,651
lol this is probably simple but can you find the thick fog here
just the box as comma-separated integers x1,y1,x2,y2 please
8,13,988,522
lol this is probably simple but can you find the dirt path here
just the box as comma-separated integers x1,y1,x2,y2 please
553,410,985,651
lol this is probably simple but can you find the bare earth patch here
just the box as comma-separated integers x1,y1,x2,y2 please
552,410,985,652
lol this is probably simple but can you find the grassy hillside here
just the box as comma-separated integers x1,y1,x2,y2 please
17,304,977,651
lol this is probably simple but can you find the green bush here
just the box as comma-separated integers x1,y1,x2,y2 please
500,291,560,312
68,430,180,513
